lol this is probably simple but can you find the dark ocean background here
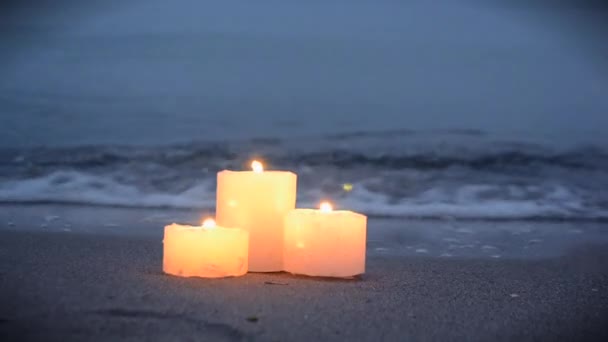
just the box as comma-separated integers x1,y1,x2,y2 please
1,0,607,219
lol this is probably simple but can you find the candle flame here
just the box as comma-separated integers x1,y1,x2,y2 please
320,201,333,213
251,160,264,173
202,218,216,228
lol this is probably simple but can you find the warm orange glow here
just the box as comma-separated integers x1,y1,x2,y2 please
320,201,333,213
202,218,216,228
163,223,249,278
284,208,367,277
216,168,297,272
251,160,264,173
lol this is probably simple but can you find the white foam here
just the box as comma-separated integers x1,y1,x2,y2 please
329,183,608,220
0,171,216,209
0,171,606,220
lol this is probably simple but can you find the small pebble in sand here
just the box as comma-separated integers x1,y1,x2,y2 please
264,281,288,286
415,248,428,254
510,293,520,298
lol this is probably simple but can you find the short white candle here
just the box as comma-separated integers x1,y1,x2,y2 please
163,219,249,278
283,202,367,278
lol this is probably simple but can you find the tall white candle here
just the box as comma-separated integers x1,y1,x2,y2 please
216,160,297,272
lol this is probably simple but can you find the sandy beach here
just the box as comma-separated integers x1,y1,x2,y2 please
1,205,607,341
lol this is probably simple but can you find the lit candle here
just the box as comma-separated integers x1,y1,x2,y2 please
216,160,297,272
283,201,367,278
163,218,249,278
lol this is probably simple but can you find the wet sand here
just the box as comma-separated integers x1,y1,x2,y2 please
1,205,608,341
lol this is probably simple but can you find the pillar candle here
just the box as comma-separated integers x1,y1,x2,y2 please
216,160,297,272
284,202,367,278
163,219,249,278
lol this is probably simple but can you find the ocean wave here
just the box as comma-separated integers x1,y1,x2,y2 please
0,171,216,209
1,170,606,221
1,142,605,171
1,137,607,220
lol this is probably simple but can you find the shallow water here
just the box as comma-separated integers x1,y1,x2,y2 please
2,204,607,259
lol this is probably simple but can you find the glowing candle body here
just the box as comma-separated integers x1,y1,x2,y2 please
216,167,297,272
284,207,367,277
163,221,248,278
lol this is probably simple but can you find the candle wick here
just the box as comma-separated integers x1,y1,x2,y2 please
202,218,216,229
251,160,264,173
